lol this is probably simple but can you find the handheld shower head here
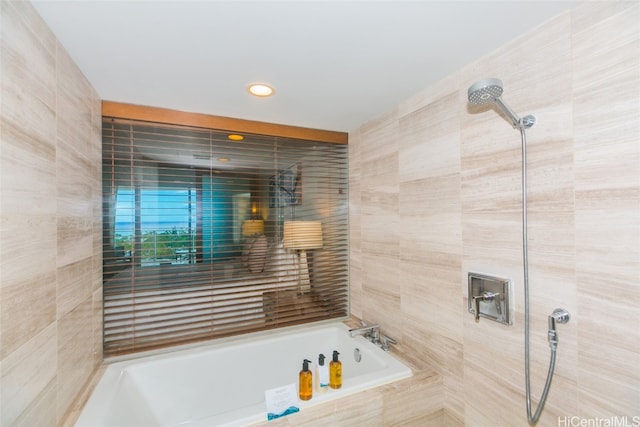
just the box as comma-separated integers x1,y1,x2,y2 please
467,78,534,129
467,78,504,105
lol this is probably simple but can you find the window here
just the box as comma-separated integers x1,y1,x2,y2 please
113,187,197,266
102,117,349,356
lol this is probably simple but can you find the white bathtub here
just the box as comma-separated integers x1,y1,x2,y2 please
76,322,412,427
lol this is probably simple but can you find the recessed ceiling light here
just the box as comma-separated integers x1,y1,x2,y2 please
228,134,244,141
248,83,274,97
217,157,231,163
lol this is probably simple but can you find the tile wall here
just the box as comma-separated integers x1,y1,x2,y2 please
0,1,102,425
349,2,639,425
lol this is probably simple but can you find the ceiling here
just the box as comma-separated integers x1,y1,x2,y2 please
32,1,575,133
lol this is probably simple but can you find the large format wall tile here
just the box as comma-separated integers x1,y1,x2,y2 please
572,1,640,418
0,214,56,359
0,324,57,426
349,2,638,425
0,1,102,424
0,0,58,361
57,299,95,422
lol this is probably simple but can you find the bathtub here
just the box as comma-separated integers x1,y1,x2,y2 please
75,322,412,427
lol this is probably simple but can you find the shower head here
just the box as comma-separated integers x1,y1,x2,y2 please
467,78,534,129
467,78,504,105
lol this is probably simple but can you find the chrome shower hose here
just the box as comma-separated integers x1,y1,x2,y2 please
520,124,557,426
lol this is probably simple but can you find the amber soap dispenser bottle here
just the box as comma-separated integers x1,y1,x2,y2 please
299,359,313,401
329,350,342,389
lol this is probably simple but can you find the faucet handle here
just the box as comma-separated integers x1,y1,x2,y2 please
473,292,499,322
381,335,397,351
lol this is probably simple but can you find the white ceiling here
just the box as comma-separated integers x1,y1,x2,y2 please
32,0,575,133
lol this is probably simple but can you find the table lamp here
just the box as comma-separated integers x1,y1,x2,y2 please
283,221,323,293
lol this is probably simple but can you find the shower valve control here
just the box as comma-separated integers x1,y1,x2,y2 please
468,273,512,325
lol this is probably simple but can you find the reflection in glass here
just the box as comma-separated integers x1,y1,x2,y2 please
101,118,349,356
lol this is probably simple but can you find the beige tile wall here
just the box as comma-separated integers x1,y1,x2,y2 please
0,1,102,425
350,2,640,426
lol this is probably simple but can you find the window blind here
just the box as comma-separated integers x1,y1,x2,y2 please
102,118,349,356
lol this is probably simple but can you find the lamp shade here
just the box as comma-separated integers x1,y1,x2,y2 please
242,220,264,236
283,221,323,250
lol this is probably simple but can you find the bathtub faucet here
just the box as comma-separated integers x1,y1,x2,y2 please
349,323,380,344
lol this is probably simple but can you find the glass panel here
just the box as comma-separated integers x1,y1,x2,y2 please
102,118,349,356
